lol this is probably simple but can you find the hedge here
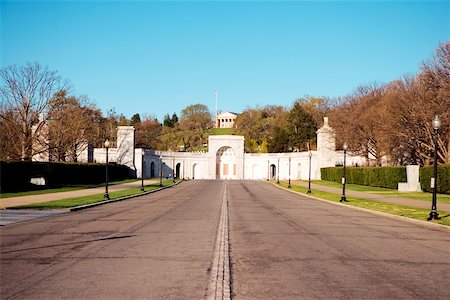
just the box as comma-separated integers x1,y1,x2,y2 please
0,161,134,193
321,166,407,190
419,165,450,194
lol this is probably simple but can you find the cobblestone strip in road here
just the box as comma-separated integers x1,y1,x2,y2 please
207,182,232,300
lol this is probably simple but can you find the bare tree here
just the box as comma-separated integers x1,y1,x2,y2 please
0,62,66,160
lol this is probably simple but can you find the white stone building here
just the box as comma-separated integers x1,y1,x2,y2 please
216,111,238,129
77,117,366,181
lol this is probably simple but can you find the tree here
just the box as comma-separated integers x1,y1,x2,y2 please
234,105,288,153
47,90,102,161
131,113,141,124
268,127,290,153
0,108,21,160
163,113,178,128
0,62,66,160
135,116,162,149
287,102,316,151
179,104,212,150
296,96,331,128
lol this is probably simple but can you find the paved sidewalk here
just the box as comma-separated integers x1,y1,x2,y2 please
0,179,158,208
293,180,450,213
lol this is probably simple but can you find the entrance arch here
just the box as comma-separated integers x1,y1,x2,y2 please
216,146,237,179
270,164,276,179
192,163,198,179
176,163,181,179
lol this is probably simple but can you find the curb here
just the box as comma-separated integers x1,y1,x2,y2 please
70,180,183,212
270,182,450,233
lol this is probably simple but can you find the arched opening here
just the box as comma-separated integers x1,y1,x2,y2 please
176,163,181,179
192,163,198,179
297,163,302,179
216,146,237,179
150,161,155,178
270,164,276,179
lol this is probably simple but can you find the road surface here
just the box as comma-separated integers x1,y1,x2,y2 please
1,180,449,299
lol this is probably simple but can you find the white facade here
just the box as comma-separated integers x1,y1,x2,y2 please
78,118,364,180
216,111,238,128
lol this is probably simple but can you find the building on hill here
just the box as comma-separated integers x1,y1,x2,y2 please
216,111,238,128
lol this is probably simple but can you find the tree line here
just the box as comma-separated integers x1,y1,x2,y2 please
1,42,448,165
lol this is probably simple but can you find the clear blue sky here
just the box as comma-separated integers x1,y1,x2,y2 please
1,0,449,122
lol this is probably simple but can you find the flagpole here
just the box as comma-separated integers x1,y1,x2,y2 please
215,90,218,128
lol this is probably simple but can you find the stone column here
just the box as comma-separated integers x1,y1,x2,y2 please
116,126,136,174
316,117,336,179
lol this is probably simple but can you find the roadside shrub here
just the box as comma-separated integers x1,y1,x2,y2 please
0,161,134,193
420,165,450,194
321,166,407,189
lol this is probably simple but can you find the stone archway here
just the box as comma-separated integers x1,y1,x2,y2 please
192,163,198,179
176,163,181,179
216,146,237,179
270,164,276,179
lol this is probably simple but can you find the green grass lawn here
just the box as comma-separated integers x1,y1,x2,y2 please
278,181,450,226
208,128,233,135
307,180,450,204
12,180,179,209
0,179,140,199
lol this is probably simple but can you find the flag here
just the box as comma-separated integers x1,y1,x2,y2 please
214,90,218,95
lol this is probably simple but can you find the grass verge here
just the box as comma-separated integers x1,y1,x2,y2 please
306,180,450,204
0,179,139,199
278,181,450,227
12,180,179,209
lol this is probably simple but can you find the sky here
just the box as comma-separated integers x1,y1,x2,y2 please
1,0,449,122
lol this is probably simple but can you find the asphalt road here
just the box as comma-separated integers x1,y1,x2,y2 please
1,180,450,299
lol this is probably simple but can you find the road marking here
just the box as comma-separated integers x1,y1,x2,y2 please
207,182,232,300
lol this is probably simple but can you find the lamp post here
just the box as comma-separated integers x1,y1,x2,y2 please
340,142,349,202
308,151,312,194
277,158,280,184
288,156,291,188
159,155,163,187
103,139,110,200
428,115,441,220
173,158,176,183
140,149,145,192
267,160,270,181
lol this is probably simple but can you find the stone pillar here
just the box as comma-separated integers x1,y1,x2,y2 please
398,165,422,192
316,117,336,179
116,126,136,173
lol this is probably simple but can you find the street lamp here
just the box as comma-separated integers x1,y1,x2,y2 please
267,160,270,181
159,155,163,187
428,115,441,220
277,158,280,184
308,151,312,194
288,156,291,188
104,139,110,200
140,149,145,192
173,158,176,183
340,142,349,202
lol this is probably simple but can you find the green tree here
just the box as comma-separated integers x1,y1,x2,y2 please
268,127,290,153
131,113,141,124
179,104,212,150
163,112,179,128
287,102,316,151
